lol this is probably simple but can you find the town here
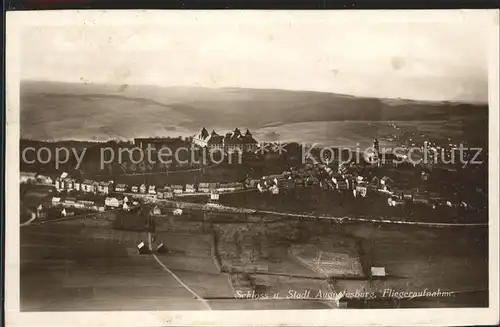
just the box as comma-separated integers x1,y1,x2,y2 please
20,127,487,225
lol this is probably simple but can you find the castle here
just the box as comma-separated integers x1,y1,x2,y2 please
192,127,258,153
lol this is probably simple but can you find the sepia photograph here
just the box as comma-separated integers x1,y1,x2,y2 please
5,9,499,326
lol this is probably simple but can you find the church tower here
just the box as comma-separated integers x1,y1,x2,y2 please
373,138,380,157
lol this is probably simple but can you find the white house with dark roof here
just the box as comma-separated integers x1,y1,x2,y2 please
115,184,127,193
20,172,37,184
148,185,157,195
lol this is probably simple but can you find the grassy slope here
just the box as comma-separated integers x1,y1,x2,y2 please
21,81,487,141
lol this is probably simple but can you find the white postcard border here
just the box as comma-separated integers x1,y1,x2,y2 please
5,9,500,327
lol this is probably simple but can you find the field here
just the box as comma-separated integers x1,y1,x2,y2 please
289,236,364,278
20,206,488,310
21,81,487,147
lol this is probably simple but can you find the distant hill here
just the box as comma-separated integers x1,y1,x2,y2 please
20,81,488,141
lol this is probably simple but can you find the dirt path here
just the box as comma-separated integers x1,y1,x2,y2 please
20,210,37,227
148,231,212,310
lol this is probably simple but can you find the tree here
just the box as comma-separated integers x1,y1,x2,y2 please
129,163,137,173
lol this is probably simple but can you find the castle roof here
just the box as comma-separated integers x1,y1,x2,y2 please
199,127,210,140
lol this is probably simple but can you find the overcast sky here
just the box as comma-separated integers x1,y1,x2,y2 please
21,20,490,103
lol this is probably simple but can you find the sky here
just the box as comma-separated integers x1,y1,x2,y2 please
21,18,490,103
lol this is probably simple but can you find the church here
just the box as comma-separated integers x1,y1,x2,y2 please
193,127,258,153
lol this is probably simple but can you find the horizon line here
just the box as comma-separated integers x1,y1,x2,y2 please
21,79,489,106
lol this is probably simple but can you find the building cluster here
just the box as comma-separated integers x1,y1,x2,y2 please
50,172,248,202
20,172,54,185
252,147,466,211
192,127,258,153
50,192,140,214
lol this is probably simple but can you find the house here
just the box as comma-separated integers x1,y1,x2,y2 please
105,197,123,208
77,199,95,208
172,185,184,194
428,192,444,208
157,187,173,199
413,192,429,205
173,208,183,216
381,152,401,167
257,183,265,193
402,191,413,200
63,197,76,207
378,184,394,195
217,183,231,193
331,174,343,185
55,178,64,191
98,181,113,195
92,181,100,193
279,179,292,190
380,176,394,186
283,179,295,190
115,184,128,193
164,188,174,199
156,242,168,254
20,172,37,184
81,180,95,193
137,241,151,254
232,182,244,191
64,178,75,191
74,201,85,209
35,205,47,219
270,185,280,195
139,184,147,194
151,206,162,216
370,266,386,277
354,184,368,198
388,195,404,207
148,185,157,195
294,178,304,187
338,164,348,175
185,184,196,193
131,185,139,193
222,182,242,192
210,190,220,201
337,181,348,191
198,182,210,193
74,180,81,192
51,197,61,206
123,202,130,211
36,174,53,185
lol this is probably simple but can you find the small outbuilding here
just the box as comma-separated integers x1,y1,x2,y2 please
370,266,386,277
137,241,151,255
